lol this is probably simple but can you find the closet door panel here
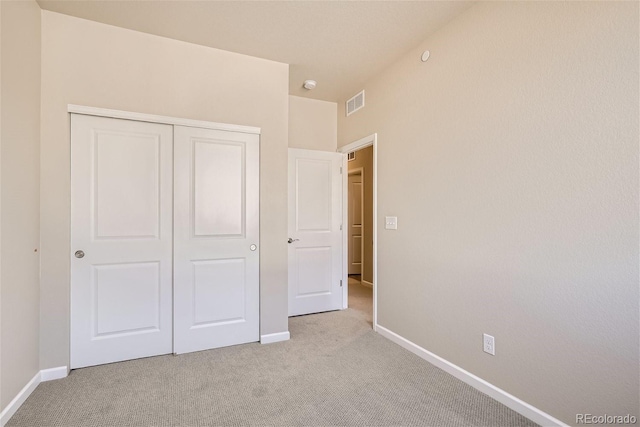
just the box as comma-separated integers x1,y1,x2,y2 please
70,114,173,369
173,126,259,354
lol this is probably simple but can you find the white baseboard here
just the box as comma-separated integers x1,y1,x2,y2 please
260,331,290,344
375,325,568,427
0,371,39,427
0,366,68,427
40,366,68,382
361,280,374,289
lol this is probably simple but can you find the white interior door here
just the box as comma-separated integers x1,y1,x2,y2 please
173,126,260,354
348,172,363,275
71,114,173,369
288,148,343,316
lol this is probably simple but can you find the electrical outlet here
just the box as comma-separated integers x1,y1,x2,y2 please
483,333,495,355
385,216,398,230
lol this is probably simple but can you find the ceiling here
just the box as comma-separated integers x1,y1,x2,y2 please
36,1,473,102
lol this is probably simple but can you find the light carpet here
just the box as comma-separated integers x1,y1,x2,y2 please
7,281,536,426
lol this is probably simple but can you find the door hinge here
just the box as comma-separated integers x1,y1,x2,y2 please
340,224,343,231
340,279,343,287
340,166,343,174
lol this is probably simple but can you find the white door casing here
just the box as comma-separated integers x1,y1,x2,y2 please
173,126,260,354
348,171,363,275
338,133,377,327
288,148,343,316
70,114,174,369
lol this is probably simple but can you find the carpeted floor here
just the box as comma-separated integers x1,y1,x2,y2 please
8,280,536,426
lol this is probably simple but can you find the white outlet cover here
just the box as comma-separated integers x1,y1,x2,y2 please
385,216,398,230
483,333,495,356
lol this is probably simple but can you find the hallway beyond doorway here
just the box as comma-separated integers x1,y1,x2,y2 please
348,275,372,327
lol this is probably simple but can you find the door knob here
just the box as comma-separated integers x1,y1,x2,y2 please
250,244,257,251
74,250,85,259
287,238,300,244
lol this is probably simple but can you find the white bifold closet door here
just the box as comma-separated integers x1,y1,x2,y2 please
71,115,260,369
173,126,259,354
71,115,174,369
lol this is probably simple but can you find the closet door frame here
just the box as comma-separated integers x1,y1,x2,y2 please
68,105,260,135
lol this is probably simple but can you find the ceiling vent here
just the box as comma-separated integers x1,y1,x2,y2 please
346,90,365,116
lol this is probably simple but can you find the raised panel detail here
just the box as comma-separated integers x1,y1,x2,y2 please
193,139,244,237
296,247,332,297
296,159,332,231
192,259,246,326
352,182,363,225
93,262,160,337
352,236,362,264
94,131,160,239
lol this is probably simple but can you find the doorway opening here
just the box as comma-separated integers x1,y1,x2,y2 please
340,134,377,330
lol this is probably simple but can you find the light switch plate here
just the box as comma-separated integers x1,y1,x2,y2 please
385,216,398,230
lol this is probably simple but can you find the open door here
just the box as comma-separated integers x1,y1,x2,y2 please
288,148,343,316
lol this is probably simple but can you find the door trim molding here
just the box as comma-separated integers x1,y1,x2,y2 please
338,133,377,330
376,325,568,427
339,133,377,154
68,105,261,135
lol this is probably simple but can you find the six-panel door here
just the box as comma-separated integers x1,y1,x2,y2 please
70,115,174,369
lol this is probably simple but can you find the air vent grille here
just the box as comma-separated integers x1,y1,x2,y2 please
346,90,365,116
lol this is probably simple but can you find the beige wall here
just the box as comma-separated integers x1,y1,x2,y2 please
288,95,337,152
40,11,289,370
0,0,41,411
338,2,639,424
347,146,373,284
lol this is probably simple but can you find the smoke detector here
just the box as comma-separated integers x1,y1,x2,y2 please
303,80,317,90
